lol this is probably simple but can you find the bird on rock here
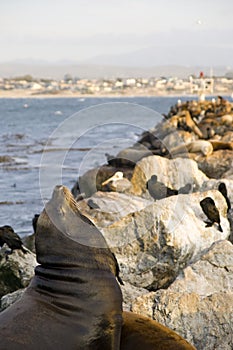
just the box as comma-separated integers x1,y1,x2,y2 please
218,182,231,212
200,197,223,232
178,183,192,194
102,171,131,193
0,225,28,253
32,214,40,234
146,175,178,200
87,199,100,210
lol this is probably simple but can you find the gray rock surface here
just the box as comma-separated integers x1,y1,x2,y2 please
131,240,233,350
95,190,230,290
130,155,208,197
197,150,233,179
78,191,153,228
0,247,37,297
0,288,25,311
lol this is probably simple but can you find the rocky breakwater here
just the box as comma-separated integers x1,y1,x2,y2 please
1,97,233,349
72,96,233,349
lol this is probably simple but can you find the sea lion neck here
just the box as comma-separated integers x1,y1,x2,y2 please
35,185,117,274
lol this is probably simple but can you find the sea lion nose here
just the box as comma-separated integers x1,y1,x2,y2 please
55,185,64,190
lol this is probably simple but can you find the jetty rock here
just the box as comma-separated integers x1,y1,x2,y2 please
82,189,230,290
77,191,153,228
0,247,37,298
197,149,233,179
0,288,25,311
131,240,233,350
129,155,208,197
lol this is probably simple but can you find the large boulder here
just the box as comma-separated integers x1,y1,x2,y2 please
78,191,153,228
197,150,233,179
130,155,208,197
0,248,37,297
131,240,233,350
99,190,230,290
162,130,197,150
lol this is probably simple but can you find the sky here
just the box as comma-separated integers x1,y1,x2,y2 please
1,0,233,65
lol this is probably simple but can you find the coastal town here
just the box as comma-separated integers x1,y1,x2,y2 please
0,73,233,97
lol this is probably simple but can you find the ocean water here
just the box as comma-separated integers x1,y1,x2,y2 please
0,96,196,237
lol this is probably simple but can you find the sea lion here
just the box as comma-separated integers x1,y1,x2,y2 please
221,114,233,126
200,197,223,232
106,147,152,168
0,225,27,254
171,110,203,138
209,140,233,151
171,140,213,157
0,186,196,349
0,185,123,349
121,312,196,350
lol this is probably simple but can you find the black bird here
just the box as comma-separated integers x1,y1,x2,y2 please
178,183,192,194
32,214,40,233
0,225,28,253
218,182,231,212
87,199,100,210
200,197,223,232
146,175,178,200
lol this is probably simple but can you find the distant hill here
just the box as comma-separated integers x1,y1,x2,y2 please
83,44,233,68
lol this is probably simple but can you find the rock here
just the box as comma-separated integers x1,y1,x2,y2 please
197,150,233,179
130,155,208,197
78,191,153,229
131,240,233,350
201,179,233,206
143,291,233,350
0,288,25,311
221,131,233,142
22,233,36,253
162,130,197,150
101,190,229,290
107,146,153,168
121,282,148,312
0,247,37,297
0,156,14,163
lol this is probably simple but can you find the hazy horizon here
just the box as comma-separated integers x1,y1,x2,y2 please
1,0,233,68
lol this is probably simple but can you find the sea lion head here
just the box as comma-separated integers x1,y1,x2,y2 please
201,142,213,156
36,185,116,271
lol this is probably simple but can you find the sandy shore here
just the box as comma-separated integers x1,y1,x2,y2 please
0,89,231,99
